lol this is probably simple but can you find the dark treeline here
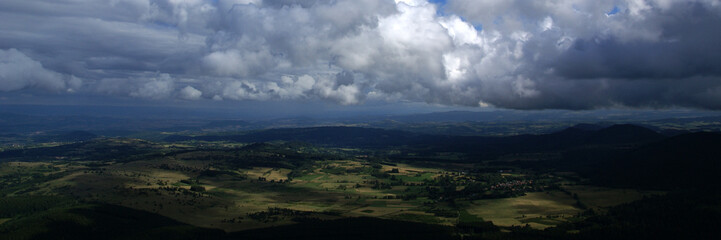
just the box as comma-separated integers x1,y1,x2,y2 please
163,124,665,160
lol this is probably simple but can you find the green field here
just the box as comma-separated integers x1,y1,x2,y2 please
466,191,581,229
563,185,660,211
0,138,664,236
0,157,591,232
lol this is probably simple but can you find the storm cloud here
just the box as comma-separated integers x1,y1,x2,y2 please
1,0,720,109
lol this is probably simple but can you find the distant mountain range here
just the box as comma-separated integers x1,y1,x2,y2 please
164,124,665,155
2,106,721,136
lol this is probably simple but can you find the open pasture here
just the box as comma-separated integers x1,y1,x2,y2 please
467,191,581,229
1,152,654,233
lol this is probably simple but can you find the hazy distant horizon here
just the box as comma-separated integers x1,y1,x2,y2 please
2,102,719,123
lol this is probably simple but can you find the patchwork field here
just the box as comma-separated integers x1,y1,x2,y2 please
1,158,451,232
467,191,581,229
0,143,657,234
563,185,660,211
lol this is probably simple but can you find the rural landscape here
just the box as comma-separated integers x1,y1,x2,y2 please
1,110,720,239
3,0,721,239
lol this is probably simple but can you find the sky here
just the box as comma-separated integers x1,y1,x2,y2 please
1,0,721,116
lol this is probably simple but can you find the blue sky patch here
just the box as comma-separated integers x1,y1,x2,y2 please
607,6,620,16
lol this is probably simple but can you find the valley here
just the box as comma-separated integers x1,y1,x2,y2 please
3,123,716,239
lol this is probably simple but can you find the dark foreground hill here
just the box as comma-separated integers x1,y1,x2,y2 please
0,204,224,240
228,217,458,240
4,195,719,240
0,203,458,240
592,132,721,190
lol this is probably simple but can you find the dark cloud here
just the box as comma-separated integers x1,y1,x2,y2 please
0,48,78,92
548,2,721,80
0,0,720,110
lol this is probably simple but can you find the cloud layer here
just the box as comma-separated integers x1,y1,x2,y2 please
1,0,721,109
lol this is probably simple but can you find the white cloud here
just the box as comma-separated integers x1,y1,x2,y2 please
314,75,362,105
0,48,68,92
179,85,202,100
130,73,174,99
2,0,721,109
540,16,554,32
202,48,275,77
